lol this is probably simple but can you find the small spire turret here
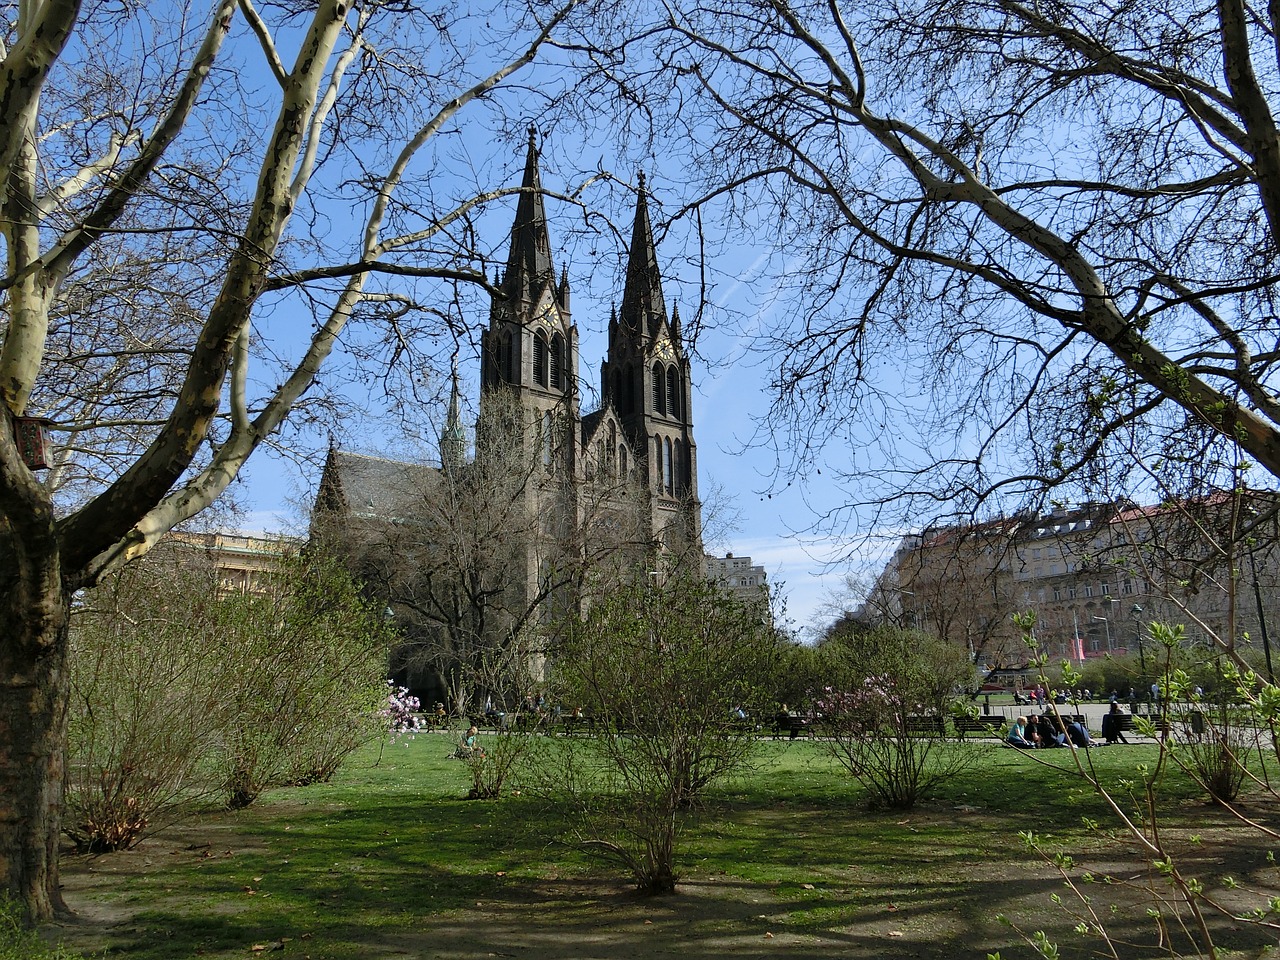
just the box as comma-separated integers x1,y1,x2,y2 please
441,359,466,474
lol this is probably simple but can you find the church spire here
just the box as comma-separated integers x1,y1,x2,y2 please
618,171,668,339
441,359,466,474
504,126,557,306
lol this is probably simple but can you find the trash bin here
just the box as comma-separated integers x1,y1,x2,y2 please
1190,710,1205,735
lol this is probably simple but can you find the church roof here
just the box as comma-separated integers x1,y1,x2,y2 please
316,448,438,523
580,408,607,448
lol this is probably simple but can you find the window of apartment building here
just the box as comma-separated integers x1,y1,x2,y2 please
1101,583,1110,596
1052,587,1061,601
1068,583,1077,599
1121,578,1133,595
1083,582,1093,597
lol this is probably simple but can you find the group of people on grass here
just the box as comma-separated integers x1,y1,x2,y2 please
1007,702,1133,748
1006,713,1096,748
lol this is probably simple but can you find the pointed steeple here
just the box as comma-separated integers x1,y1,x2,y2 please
619,171,668,339
504,126,557,306
441,359,466,474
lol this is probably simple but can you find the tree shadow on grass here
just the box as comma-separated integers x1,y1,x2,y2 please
47,760,1280,960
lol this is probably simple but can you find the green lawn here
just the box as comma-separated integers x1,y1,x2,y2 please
36,732,1280,960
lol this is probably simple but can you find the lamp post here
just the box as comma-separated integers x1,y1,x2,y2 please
1131,604,1146,679
1246,548,1275,683
1092,615,1112,652
899,589,917,629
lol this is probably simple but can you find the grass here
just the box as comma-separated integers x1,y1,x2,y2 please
1,898,98,960
35,731,1280,960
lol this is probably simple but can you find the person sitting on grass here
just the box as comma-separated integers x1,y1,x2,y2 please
1007,716,1035,748
1035,714,1067,748
1065,719,1095,748
452,725,485,760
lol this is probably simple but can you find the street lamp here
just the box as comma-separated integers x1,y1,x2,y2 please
1092,615,1112,652
1246,547,1276,683
1131,604,1146,679
899,589,917,629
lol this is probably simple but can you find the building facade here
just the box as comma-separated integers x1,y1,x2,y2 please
704,552,769,608
862,495,1280,671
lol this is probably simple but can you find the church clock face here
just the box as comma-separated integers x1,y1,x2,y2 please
654,336,674,361
535,302,561,331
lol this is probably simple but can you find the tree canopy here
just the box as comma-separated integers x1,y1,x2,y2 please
570,0,1280,528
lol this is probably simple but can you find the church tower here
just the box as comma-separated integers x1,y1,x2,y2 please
480,127,580,476
601,173,701,550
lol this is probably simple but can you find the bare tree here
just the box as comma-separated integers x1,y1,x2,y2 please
314,391,656,717
568,0,1280,527
0,0,580,922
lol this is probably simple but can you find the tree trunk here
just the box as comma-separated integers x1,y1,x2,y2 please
0,582,71,924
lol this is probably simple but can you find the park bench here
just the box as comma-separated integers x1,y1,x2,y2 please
903,715,946,736
716,716,760,735
1132,712,1172,734
558,714,595,736
952,715,1005,739
772,715,810,739
514,712,546,732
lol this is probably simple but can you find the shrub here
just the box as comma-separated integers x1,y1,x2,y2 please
210,555,394,807
65,562,232,851
816,625,976,809
65,547,394,847
463,728,532,800
541,574,780,892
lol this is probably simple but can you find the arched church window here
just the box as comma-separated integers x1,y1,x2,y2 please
542,410,553,469
652,362,664,413
607,423,617,476
534,333,548,387
664,437,673,494
672,439,682,493
653,435,662,491
595,439,605,476
619,445,628,474
500,331,515,383
666,367,679,418
550,334,564,390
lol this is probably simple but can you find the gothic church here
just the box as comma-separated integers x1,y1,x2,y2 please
470,129,702,552
313,131,704,665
